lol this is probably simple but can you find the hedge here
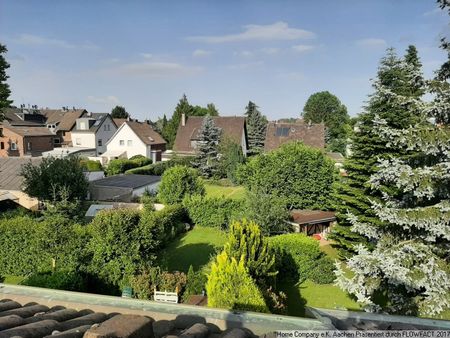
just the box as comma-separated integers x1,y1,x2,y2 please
268,233,323,282
106,157,152,176
80,159,103,172
183,195,244,229
125,157,194,176
22,270,87,291
0,216,88,276
158,166,205,205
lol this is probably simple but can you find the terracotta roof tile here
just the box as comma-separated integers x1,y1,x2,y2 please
41,109,87,131
126,121,166,145
173,116,245,153
290,209,336,225
264,121,325,152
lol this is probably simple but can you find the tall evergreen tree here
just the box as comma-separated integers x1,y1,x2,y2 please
331,47,425,257
245,101,267,155
404,45,425,97
192,116,222,177
163,94,194,149
0,43,12,122
336,28,450,316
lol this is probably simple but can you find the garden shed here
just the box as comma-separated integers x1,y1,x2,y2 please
89,174,161,202
288,209,336,237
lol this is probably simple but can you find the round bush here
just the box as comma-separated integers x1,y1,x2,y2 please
309,256,336,284
158,166,205,204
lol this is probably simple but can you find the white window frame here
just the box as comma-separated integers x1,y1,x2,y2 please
119,140,125,146
127,140,133,146
11,142,17,150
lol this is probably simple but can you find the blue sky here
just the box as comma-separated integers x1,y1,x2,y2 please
0,1,448,121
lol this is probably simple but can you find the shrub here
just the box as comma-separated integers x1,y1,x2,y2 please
243,192,290,235
183,265,208,302
223,219,277,286
22,270,87,291
80,159,103,172
183,195,244,229
309,256,336,284
268,233,322,282
130,267,187,300
106,157,152,176
206,251,268,313
87,209,157,287
158,166,205,204
239,142,336,209
139,204,188,248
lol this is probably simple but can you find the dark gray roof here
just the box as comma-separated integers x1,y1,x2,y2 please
0,158,42,190
91,174,161,189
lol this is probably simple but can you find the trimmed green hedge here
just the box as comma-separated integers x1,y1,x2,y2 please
268,233,323,282
125,157,194,176
80,159,103,172
183,195,244,229
0,216,88,276
22,270,87,291
106,157,152,176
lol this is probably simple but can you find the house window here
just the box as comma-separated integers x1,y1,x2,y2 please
0,128,3,136
0,142,4,149
119,140,124,146
276,127,289,137
98,139,103,147
54,138,60,144
104,124,110,131
62,131,66,136
76,138,82,145
11,142,17,151
127,140,132,146
27,142,32,151
79,121,86,130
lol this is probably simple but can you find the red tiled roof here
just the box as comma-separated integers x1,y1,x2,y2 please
173,116,245,153
264,121,325,152
126,121,166,145
41,109,86,131
290,209,336,225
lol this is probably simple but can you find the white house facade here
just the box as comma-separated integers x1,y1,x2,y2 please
103,121,166,163
70,114,117,155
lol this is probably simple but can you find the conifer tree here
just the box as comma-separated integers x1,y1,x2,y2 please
245,101,267,155
191,116,222,177
163,94,194,149
223,219,276,286
331,47,425,257
0,43,12,122
336,15,450,315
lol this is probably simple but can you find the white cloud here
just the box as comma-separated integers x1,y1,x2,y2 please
261,47,280,55
13,33,99,50
234,50,254,57
87,95,120,105
187,21,315,43
140,53,153,59
227,61,264,70
192,49,212,57
356,38,387,48
292,44,316,53
109,61,202,78
423,8,443,17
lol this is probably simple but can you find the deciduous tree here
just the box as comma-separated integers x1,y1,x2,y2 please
111,105,129,119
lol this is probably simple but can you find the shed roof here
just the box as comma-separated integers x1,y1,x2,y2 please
0,158,42,190
290,209,336,225
91,174,161,189
264,121,325,152
173,116,245,153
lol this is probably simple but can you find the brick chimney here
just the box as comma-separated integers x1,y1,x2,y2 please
181,113,186,127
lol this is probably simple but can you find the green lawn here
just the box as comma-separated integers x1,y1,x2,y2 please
204,183,246,200
158,226,227,273
2,275,25,285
